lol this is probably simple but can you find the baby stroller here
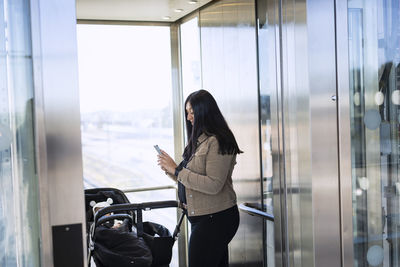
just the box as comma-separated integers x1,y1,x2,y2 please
85,188,186,267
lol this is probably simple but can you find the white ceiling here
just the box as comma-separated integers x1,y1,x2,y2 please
76,0,213,22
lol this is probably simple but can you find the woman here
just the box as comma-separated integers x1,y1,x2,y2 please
157,89,242,267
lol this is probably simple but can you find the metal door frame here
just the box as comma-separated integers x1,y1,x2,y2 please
30,0,88,266
335,0,354,267
273,0,346,266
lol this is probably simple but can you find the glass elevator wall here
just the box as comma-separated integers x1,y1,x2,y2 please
348,0,400,266
0,0,40,266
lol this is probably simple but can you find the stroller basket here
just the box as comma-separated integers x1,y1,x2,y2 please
85,188,185,267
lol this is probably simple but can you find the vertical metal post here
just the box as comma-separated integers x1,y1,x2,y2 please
335,0,354,267
170,23,188,267
30,0,87,265
308,0,341,266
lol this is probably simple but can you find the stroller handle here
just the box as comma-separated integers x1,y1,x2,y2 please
96,214,133,227
94,200,179,225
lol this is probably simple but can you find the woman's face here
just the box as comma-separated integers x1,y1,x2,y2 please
186,102,194,125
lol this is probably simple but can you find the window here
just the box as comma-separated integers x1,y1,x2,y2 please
0,0,40,265
348,1,400,266
180,17,202,99
77,24,178,266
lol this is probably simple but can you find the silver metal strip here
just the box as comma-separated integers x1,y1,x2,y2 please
170,25,185,163
276,0,290,265
170,22,188,267
254,2,266,264
280,0,292,263
270,0,285,265
29,0,52,265
122,185,177,193
335,0,354,266
77,19,171,26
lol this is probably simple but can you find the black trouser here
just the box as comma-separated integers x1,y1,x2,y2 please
188,205,240,267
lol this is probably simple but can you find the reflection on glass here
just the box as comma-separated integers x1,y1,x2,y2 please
77,24,178,266
257,0,275,266
180,17,202,99
0,0,40,266
180,15,202,238
77,24,174,190
348,1,400,266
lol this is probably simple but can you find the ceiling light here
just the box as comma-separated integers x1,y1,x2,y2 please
174,8,184,12
162,16,171,20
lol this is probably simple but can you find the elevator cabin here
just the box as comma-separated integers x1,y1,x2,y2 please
1,0,400,266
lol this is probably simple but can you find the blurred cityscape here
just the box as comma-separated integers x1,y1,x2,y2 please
81,108,179,267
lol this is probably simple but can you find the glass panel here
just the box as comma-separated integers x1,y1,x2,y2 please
0,0,40,266
257,0,275,266
179,16,202,237
76,24,178,267
77,24,174,190
348,0,400,266
180,17,202,100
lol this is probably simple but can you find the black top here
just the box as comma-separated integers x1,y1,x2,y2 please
176,159,188,204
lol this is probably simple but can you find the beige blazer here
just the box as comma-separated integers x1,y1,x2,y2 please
175,133,237,216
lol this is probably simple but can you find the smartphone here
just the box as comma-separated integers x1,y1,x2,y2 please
154,145,162,155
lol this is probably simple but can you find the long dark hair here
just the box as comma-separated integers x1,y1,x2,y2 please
182,89,243,160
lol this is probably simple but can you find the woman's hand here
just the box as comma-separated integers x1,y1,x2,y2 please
157,150,178,175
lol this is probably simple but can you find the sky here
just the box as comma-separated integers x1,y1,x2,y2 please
76,24,173,113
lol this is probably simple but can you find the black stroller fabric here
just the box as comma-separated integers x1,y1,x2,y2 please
85,188,181,267
93,219,152,267
142,222,175,267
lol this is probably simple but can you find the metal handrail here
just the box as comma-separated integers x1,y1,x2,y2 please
94,200,179,224
239,202,274,222
122,185,177,193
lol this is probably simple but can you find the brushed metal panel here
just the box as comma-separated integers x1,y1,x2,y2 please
276,0,318,266
265,0,286,266
36,0,85,226
30,0,87,265
307,0,341,266
285,0,317,266
199,0,263,265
